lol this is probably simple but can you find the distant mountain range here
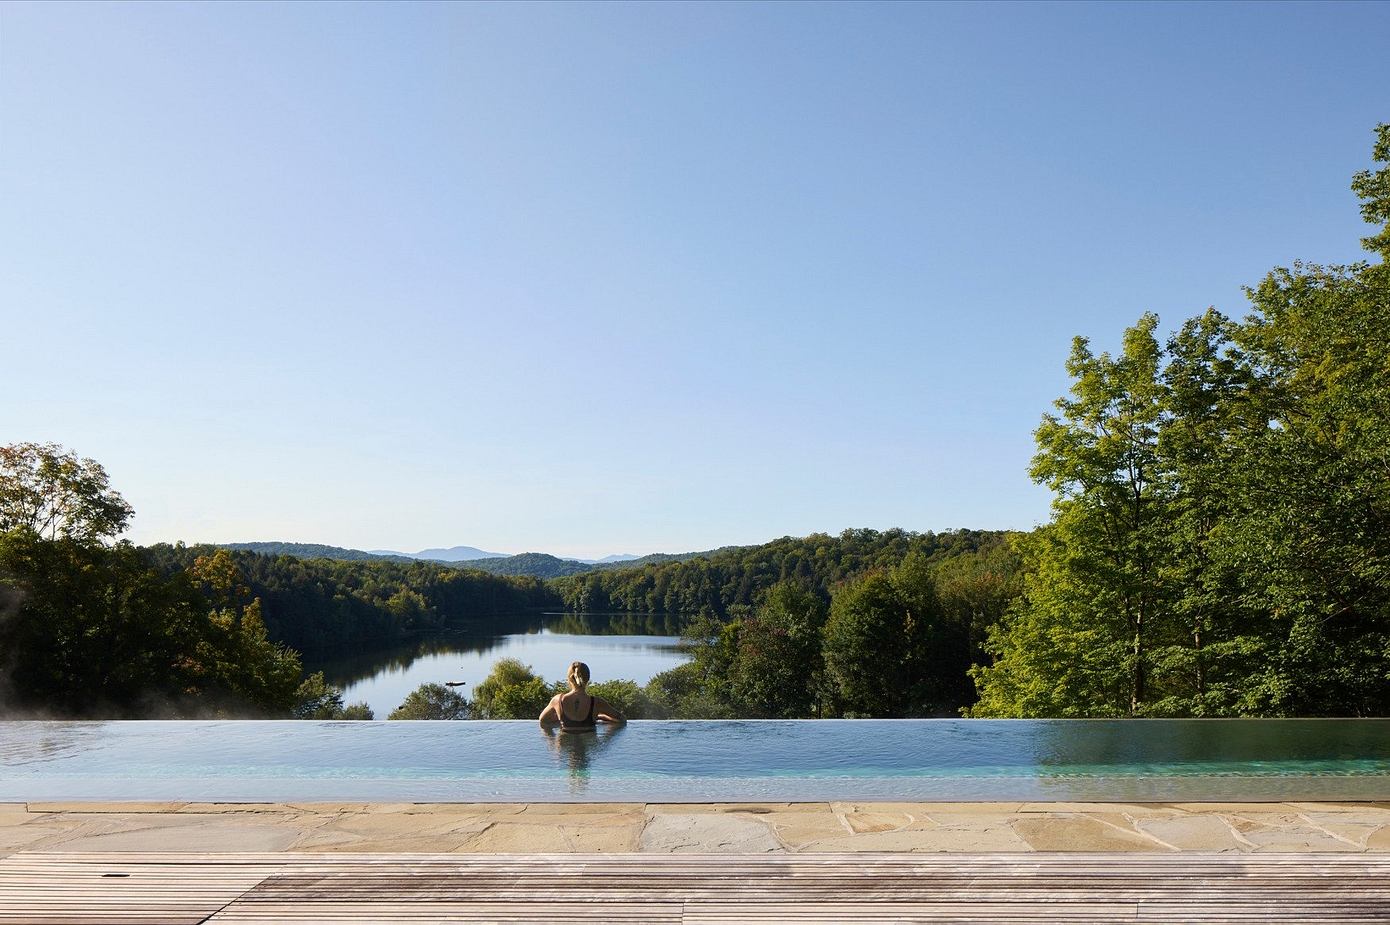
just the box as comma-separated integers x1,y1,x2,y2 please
218,543,655,578
372,546,641,566
369,545,509,561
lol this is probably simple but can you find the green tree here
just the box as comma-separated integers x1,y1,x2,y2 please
973,315,1178,717
388,682,469,720
1,532,200,716
668,613,741,717
973,124,1390,718
643,662,724,718
1148,309,1266,715
932,535,1023,674
1214,155,1390,715
470,658,544,719
291,671,371,719
730,583,827,718
487,677,553,719
553,528,1012,623
189,550,302,715
0,531,305,718
0,443,134,542
1352,122,1390,258
339,701,375,720
588,678,664,719
821,558,941,717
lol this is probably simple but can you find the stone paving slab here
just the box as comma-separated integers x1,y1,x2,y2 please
4,801,1389,855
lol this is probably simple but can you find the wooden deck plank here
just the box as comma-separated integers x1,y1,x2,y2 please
0,857,270,925
208,906,681,918
3,853,1388,925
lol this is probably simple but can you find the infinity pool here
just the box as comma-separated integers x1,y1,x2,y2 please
2,719,1388,802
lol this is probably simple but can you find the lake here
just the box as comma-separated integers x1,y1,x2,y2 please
311,613,690,719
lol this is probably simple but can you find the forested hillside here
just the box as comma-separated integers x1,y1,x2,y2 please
448,552,595,578
221,542,410,562
458,549,729,577
554,528,1009,617
143,545,558,655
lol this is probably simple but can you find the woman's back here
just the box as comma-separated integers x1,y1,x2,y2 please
557,691,596,731
539,661,627,730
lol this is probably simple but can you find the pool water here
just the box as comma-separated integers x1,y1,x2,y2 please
2,719,1388,802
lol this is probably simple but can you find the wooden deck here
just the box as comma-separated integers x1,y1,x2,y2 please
2,852,1388,924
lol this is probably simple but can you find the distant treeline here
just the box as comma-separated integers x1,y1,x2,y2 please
459,549,735,578
554,528,1007,618
142,544,559,655
222,542,415,563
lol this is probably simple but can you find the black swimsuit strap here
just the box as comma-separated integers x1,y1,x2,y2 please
561,693,595,728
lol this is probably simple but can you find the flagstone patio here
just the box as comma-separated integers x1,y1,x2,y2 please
3,800,1388,855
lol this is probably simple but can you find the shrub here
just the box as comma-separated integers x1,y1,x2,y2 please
388,682,469,720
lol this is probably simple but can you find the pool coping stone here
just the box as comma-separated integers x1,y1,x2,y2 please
4,801,1389,855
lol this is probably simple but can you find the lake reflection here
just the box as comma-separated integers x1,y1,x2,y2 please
311,613,689,719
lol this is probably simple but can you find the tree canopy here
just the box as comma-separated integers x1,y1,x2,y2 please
972,124,1390,718
0,443,133,542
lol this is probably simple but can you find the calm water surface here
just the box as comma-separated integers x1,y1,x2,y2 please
312,613,689,718
3,719,1388,803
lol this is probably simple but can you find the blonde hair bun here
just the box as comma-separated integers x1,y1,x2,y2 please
567,661,591,690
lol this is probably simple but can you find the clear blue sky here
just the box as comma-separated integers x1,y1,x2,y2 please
2,2,1386,558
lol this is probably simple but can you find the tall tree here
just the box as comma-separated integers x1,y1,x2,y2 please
973,124,1390,718
0,443,133,542
822,556,942,717
730,582,827,718
1211,125,1390,715
973,315,1177,716
188,550,303,715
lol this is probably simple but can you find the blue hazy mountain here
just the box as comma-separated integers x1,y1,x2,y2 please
452,551,702,578
376,547,642,566
370,545,510,561
217,543,704,578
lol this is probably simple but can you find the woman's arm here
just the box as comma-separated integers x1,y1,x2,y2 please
538,695,561,727
593,697,626,725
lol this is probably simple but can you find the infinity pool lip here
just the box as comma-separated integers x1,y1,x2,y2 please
3,719,1389,803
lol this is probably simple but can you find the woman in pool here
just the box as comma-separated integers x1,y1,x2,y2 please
539,661,626,732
